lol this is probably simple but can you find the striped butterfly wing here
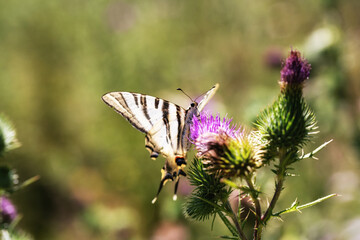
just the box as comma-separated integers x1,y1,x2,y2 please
102,92,186,159
146,103,187,159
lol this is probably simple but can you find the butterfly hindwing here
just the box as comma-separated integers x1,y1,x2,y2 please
147,104,187,159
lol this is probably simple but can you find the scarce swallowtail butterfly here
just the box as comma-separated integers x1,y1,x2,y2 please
102,83,219,203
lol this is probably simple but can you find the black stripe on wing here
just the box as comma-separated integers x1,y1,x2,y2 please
141,95,152,124
176,105,183,151
162,101,171,144
155,97,160,109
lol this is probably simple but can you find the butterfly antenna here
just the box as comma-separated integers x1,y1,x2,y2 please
177,88,194,102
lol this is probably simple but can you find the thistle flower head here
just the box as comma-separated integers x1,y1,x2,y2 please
0,196,17,226
191,113,262,178
190,113,240,155
280,49,311,90
190,113,239,140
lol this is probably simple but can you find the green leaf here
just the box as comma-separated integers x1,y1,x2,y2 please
8,214,23,232
221,178,240,189
217,211,239,237
16,175,40,190
301,139,333,160
220,236,240,239
273,193,338,216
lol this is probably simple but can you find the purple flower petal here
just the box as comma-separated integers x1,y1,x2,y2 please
190,112,242,156
280,49,311,85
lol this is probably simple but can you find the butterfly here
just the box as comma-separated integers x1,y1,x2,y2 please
102,84,219,203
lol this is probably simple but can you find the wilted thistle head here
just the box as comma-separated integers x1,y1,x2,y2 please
280,49,311,91
191,113,262,178
0,196,17,226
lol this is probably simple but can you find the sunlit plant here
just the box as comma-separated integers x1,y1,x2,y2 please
183,49,336,240
0,115,38,240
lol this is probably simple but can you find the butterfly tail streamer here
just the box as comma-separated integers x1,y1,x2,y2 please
152,172,174,204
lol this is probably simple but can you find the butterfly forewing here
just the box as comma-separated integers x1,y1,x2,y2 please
197,83,219,112
103,92,169,133
102,92,187,158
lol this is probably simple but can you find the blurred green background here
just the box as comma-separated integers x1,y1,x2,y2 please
0,0,359,239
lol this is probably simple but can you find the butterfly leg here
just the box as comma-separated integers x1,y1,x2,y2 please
173,169,187,201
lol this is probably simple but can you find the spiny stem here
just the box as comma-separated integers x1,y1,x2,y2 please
225,200,248,240
237,191,242,225
261,148,289,227
245,176,262,240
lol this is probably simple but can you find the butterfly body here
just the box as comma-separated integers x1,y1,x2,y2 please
102,84,219,203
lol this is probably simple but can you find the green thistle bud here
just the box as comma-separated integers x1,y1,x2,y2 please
0,115,20,155
184,158,231,221
202,132,263,178
255,49,317,162
0,166,19,192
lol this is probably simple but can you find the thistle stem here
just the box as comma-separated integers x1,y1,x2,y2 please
238,191,242,225
245,176,262,240
260,148,289,232
225,200,248,240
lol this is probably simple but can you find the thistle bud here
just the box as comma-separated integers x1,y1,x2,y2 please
0,166,19,192
0,115,20,155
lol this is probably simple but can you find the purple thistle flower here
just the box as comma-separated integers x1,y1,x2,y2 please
190,113,240,140
0,196,17,225
280,49,311,87
190,113,263,177
190,113,241,155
